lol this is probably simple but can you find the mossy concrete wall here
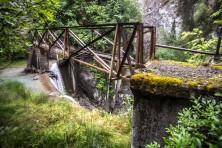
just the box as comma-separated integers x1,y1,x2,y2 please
130,65,222,147
131,92,191,147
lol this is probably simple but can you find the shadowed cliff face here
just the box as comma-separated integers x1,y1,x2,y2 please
130,60,222,147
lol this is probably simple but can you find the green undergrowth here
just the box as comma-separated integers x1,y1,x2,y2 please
146,97,222,147
10,60,27,67
0,59,27,69
0,81,132,147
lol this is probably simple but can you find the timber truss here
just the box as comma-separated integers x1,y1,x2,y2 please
28,23,156,80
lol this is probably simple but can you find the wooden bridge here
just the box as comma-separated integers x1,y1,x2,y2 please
27,23,156,81
27,22,222,81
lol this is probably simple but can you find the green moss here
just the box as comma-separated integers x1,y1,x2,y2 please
131,72,221,98
187,81,199,87
165,60,197,68
211,65,222,70
206,85,216,91
131,73,184,97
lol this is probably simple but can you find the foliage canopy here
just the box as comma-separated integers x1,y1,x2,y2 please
0,0,59,61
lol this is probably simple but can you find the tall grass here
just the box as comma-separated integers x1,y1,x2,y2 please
0,81,132,147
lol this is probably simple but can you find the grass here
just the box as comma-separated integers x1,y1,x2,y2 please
0,59,27,70
0,81,132,147
10,59,27,67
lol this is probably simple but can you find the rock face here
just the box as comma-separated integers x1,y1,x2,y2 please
78,68,102,103
58,60,103,109
141,0,182,40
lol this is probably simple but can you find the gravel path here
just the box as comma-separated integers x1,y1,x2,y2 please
145,61,222,79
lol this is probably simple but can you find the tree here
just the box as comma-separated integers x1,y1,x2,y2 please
0,0,59,62
212,0,222,25
54,0,142,26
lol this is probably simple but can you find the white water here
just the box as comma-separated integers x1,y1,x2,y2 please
50,63,65,93
50,62,78,104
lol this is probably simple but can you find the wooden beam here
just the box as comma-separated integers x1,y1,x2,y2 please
156,44,222,55
117,24,138,78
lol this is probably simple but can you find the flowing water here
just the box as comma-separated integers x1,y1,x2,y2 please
50,62,78,103
50,63,65,93
0,66,44,91
0,63,77,103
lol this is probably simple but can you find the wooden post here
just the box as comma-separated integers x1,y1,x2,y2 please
121,27,134,76
136,23,144,64
64,28,68,58
150,27,156,60
107,24,119,112
117,24,137,78
215,27,222,61
139,23,144,64
117,26,121,71
136,26,140,64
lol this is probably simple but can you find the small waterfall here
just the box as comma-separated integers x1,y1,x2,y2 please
50,62,78,104
50,63,65,93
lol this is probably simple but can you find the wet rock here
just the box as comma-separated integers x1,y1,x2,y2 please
48,92,60,97
79,69,102,103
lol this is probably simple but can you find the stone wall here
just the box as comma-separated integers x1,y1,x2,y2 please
131,92,191,147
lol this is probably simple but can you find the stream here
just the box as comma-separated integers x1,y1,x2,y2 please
0,63,77,103
0,66,45,92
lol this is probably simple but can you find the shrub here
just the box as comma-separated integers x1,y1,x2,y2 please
146,97,222,147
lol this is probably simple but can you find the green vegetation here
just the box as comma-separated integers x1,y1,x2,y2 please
177,0,221,33
0,81,132,147
157,0,222,64
157,27,220,64
211,0,222,25
157,23,190,62
146,97,222,147
0,0,59,61
181,28,219,64
55,0,141,26
0,0,141,64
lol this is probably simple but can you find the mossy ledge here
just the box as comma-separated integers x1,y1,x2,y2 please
130,73,221,99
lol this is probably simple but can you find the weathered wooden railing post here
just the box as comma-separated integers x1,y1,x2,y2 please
215,27,222,61
64,27,68,58
136,23,144,64
149,27,156,60
107,24,119,112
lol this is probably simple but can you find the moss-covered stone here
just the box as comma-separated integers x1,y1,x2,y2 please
131,60,222,98
211,64,222,70
165,60,197,68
